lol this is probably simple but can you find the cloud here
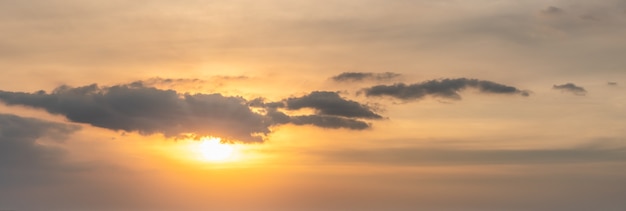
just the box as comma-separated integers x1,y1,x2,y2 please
128,76,251,94
553,83,587,95
608,82,618,86
0,113,80,188
315,143,626,166
257,91,380,130
0,83,271,142
281,91,383,119
331,72,401,82
362,78,529,101
0,84,380,142
289,115,370,130
541,6,565,16
135,76,249,87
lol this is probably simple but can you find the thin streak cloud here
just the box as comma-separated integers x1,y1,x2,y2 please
331,72,401,82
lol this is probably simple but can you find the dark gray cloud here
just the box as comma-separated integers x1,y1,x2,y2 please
0,84,271,142
258,92,379,130
0,84,379,142
331,72,401,82
283,91,382,119
608,82,618,86
0,113,80,188
362,78,530,101
553,83,587,95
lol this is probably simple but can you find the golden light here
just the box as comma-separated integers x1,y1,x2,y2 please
195,137,236,162
148,135,273,166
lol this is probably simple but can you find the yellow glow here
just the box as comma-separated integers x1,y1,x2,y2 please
195,137,235,162
145,134,276,167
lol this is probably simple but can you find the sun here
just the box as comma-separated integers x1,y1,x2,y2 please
197,137,235,162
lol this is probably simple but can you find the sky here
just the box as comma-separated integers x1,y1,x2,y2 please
1,0,626,210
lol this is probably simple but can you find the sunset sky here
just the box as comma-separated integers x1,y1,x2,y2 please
1,0,626,210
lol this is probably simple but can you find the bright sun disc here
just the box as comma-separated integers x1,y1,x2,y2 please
198,137,234,162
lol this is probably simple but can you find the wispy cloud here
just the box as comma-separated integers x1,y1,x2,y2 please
541,6,565,16
289,115,371,130
331,72,401,82
316,142,626,166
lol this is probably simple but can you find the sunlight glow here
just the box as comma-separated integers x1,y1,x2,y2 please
149,135,272,166
197,137,235,162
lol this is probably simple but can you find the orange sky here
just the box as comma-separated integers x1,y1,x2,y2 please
1,0,626,210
